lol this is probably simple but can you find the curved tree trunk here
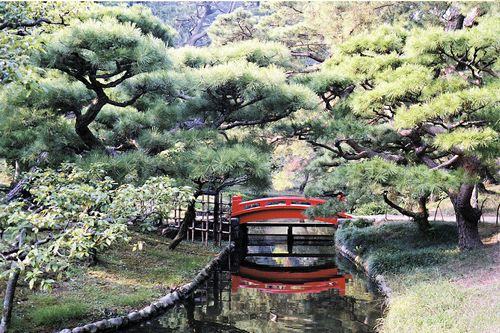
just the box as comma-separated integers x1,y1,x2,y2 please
382,191,431,233
450,184,483,249
414,195,431,233
169,198,197,250
75,122,105,151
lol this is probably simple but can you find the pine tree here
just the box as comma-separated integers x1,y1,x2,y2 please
295,9,498,249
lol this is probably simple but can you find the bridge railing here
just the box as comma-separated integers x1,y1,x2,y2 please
232,196,327,216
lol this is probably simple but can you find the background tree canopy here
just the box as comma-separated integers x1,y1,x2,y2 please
0,2,498,331
0,5,498,322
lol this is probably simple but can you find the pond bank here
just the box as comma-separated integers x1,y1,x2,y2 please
335,220,499,333
1,232,221,333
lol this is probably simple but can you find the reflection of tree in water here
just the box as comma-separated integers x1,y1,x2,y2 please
136,233,382,333
183,295,250,333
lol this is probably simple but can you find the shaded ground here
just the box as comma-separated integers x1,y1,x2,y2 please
336,221,499,333
0,232,219,333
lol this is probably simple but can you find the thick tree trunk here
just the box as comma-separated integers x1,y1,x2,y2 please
169,199,197,250
414,195,431,233
450,184,483,250
75,122,105,150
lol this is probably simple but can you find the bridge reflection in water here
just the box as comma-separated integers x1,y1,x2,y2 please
123,220,383,333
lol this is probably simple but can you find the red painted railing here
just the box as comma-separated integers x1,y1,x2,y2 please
231,195,350,224
231,265,352,295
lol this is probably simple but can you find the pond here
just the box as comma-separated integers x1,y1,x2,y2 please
122,224,384,333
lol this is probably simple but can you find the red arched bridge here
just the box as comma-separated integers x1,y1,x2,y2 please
231,195,350,225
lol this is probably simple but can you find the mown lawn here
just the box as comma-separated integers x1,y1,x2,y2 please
1,232,219,333
336,220,499,333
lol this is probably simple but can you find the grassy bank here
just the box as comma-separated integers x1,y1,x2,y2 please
336,220,499,333
1,232,219,333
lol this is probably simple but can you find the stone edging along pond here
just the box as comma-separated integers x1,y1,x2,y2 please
57,242,235,333
335,242,392,298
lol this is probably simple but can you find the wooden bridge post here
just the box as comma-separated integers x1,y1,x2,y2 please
213,191,220,246
287,225,294,254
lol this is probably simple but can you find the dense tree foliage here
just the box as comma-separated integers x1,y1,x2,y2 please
0,1,88,84
291,8,498,249
0,4,498,330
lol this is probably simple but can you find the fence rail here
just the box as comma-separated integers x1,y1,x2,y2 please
166,193,233,246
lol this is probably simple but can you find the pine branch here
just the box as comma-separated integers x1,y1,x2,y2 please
431,155,460,170
382,191,417,218
291,51,325,63
0,17,68,31
107,91,146,107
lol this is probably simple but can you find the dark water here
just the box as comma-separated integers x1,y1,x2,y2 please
122,224,384,333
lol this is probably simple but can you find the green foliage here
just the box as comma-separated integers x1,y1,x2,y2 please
189,144,271,192
340,24,408,55
37,17,170,76
434,128,498,153
173,40,292,68
0,1,88,83
0,164,192,290
110,176,193,231
81,5,177,45
0,164,126,290
342,218,373,229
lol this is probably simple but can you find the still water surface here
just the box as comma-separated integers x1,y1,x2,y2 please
122,224,383,333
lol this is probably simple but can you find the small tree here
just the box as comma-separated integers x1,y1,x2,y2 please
0,164,191,332
0,164,126,332
166,142,271,249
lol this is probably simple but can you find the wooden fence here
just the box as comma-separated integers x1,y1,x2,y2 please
166,193,233,246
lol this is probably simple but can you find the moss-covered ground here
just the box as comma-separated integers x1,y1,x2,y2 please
336,220,499,333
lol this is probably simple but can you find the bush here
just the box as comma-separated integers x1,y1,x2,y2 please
336,221,460,273
343,218,373,229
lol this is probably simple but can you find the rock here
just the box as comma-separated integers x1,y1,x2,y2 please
94,320,107,330
127,311,142,322
142,305,155,317
83,324,97,333
72,327,85,333
108,317,124,328
59,330,72,333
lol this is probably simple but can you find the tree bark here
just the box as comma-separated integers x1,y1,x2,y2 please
414,195,431,233
0,270,20,333
450,184,483,249
382,191,430,233
0,229,25,333
169,198,197,250
75,121,105,151
299,172,309,193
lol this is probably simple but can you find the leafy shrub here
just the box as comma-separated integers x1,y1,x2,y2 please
343,218,373,229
